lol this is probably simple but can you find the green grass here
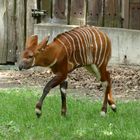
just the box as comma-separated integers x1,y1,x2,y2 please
0,88,140,140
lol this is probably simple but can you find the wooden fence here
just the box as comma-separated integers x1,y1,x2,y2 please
41,0,140,29
42,0,121,27
0,0,140,64
0,0,37,64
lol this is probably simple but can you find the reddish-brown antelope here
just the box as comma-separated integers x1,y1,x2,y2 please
19,26,116,118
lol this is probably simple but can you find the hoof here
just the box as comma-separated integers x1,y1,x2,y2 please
61,112,66,116
35,108,42,118
111,104,117,112
100,111,106,117
61,109,66,116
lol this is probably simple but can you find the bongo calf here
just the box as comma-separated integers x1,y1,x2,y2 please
19,26,116,118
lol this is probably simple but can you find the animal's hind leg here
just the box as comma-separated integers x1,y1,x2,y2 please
60,81,68,116
85,64,101,81
106,74,116,112
86,64,107,116
100,67,116,115
85,64,116,115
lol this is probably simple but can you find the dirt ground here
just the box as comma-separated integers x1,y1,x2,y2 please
0,65,140,101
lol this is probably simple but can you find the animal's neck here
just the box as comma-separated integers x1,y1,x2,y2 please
35,45,57,67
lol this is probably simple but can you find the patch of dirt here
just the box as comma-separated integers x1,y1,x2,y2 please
0,65,140,101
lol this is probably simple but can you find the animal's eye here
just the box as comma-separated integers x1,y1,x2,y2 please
28,55,33,58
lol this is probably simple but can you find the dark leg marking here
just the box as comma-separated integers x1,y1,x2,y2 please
60,81,68,116
35,74,66,118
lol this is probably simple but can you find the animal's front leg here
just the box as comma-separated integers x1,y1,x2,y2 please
60,81,68,116
35,74,66,118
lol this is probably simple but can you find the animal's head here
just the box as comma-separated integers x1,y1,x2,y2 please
18,35,50,70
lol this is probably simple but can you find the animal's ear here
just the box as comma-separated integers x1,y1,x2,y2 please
37,35,50,51
26,35,38,48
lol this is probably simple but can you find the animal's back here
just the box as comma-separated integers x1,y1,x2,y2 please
54,26,111,69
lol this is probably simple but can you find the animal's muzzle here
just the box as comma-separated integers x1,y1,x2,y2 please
18,62,24,71
18,59,33,70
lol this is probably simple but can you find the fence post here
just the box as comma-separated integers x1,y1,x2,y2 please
16,0,26,63
122,0,129,29
41,0,52,23
86,0,103,26
0,0,7,64
52,0,68,24
104,0,121,27
70,0,86,25
7,0,16,63
26,0,37,38
129,1,140,30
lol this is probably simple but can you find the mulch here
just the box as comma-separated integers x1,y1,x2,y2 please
0,65,140,101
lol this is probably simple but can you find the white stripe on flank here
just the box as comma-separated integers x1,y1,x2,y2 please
87,27,98,64
80,29,91,64
98,33,107,67
64,32,79,66
82,28,93,64
80,28,91,64
76,29,88,64
61,34,72,57
70,31,84,64
93,28,103,67
71,30,86,63
57,38,69,58
74,30,87,64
